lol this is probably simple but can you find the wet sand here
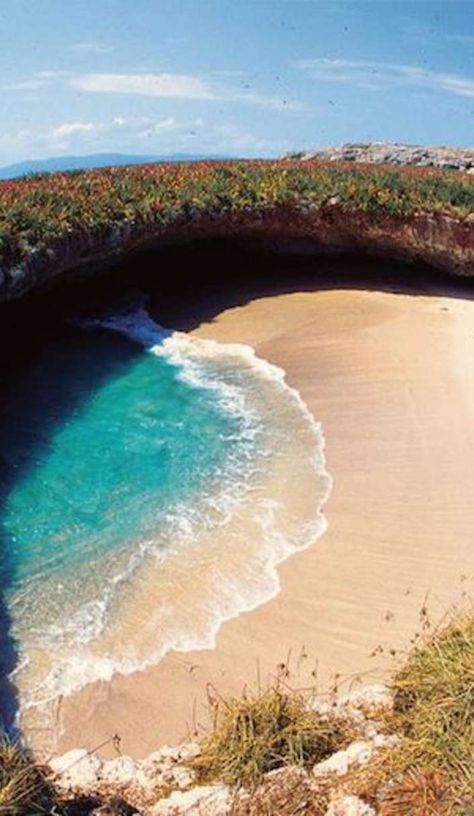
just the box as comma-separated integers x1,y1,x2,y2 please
32,282,474,759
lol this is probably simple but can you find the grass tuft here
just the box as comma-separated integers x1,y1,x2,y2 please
390,614,474,802
348,613,474,814
0,735,58,815
191,685,354,787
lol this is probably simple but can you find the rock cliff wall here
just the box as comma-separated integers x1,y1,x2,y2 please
1,203,473,302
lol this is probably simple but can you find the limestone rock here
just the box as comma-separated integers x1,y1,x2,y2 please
313,749,349,777
176,741,201,762
344,740,373,766
311,684,393,723
49,748,102,790
154,745,182,763
159,764,196,791
101,756,138,786
286,143,474,173
150,783,231,815
326,795,376,816
339,684,393,714
135,754,195,792
372,732,400,750
313,739,374,778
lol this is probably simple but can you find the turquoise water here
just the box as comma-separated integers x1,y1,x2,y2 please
1,327,249,588
0,306,330,721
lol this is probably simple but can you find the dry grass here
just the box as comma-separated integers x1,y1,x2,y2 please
377,768,453,816
348,613,474,814
191,685,355,788
0,735,58,815
1,614,472,815
231,767,330,815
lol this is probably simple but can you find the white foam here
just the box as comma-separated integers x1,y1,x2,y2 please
15,304,332,713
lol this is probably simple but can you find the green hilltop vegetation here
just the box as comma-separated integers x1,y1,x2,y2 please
0,159,473,274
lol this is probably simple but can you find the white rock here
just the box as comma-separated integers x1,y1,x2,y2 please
177,741,201,762
313,739,375,779
326,795,376,816
49,748,102,790
101,755,138,785
135,766,158,791
145,750,170,765
340,684,393,713
345,740,373,766
372,733,400,750
136,752,170,790
362,720,379,740
309,699,332,717
160,764,196,790
313,749,349,777
150,784,231,815
157,745,183,762
136,760,195,792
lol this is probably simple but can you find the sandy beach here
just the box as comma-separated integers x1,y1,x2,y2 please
33,279,474,759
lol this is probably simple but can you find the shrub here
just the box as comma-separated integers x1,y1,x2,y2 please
191,685,354,787
351,614,474,813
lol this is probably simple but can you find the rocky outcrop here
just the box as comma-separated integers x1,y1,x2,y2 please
1,203,473,304
48,685,396,815
150,785,231,816
286,142,474,172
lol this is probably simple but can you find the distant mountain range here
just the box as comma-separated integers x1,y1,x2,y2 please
0,152,232,180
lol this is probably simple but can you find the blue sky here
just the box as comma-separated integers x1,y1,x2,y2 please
0,0,472,164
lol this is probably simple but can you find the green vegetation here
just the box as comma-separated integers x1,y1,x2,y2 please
192,613,474,812
192,686,354,787
0,160,472,273
394,615,474,786
350,614,474,814
0,614,473,813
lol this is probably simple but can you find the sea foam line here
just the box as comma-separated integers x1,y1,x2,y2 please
17,303,333,712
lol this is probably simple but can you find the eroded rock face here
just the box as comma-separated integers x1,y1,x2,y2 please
101,756,139,787
49,740,200,800
49,748,103,790
1,203,473,303
337,683,394,715
149,784,231,816
47,686,401,813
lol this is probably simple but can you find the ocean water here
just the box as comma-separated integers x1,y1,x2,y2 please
0,304,331,726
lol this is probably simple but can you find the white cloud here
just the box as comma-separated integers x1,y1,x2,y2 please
0,116,195,156
2,71,71,92
46,116,184,149
0,114,287,162
67,41,113,54
73,72,214,99
50,121,96,140
71,71,305,110
3,68,304,112
2,78,48,91
296,58,474,98
37,70,70,79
